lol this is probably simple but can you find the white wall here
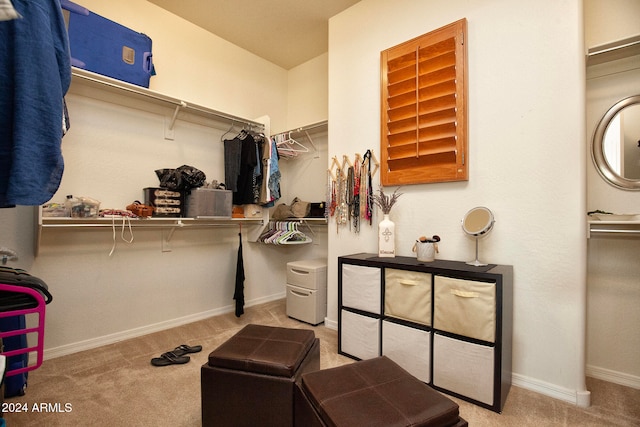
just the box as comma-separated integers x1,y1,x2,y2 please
3,0,635,408
584,0,640,48
584,0,640,388
274,54,330,267
77,0,288,131
328,0,589,405
275,126,329,263
0,0,326,358
286,53,329,131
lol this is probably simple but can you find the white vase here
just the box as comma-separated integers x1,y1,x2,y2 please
378,214,395,257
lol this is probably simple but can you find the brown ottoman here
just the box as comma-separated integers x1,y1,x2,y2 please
201,324,320,427
295,356,467,427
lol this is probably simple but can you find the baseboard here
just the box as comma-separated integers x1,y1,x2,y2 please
323,317,338,330
512,372,591,407
587,364,640,390
43,292,285,360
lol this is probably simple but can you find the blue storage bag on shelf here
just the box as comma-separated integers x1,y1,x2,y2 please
63,0,156,87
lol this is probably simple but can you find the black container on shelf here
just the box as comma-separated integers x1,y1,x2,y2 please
143,187,184,217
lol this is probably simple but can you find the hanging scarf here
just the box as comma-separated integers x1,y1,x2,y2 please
362,150,374,225
352,160,361,232
233,232,245,317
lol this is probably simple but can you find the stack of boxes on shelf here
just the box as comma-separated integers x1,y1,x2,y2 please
143,187,232,219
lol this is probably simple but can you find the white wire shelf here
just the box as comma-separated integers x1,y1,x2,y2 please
35,210,266,256
70,67,265,131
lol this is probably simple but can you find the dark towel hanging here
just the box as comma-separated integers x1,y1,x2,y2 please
233,232,245,317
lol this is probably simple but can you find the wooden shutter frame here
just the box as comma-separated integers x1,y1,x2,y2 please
381,18,468,186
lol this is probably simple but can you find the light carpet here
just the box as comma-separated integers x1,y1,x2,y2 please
4,299,640,426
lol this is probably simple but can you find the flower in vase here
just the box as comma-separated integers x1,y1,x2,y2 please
371,187,403,214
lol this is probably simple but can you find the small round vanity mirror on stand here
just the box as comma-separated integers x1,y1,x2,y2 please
462,207,494,266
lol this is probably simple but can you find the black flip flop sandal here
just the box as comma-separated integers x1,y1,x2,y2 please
172,344,203,357
150,351,190,367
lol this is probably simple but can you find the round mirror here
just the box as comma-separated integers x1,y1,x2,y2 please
592,95,640,190
462,207,494,266
462,206,494,236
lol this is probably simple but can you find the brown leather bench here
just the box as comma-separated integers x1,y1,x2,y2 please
295,356,467,427
201,324,320,427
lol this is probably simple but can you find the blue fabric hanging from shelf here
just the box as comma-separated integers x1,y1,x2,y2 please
0,0,71,208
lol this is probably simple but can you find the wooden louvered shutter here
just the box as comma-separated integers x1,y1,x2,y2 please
381,19,468,186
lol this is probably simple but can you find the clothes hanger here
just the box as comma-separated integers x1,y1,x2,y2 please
362,149,380,177
220,121,237,142
237,125,250,140
328,156,343,180
342,154,354,170
275,222,312,244
370,151,380,177
276,132,309,153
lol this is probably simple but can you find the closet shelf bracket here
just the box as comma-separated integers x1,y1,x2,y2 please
70,67,265,132
169,102,187,130
164,220,185,243
164,101,187,140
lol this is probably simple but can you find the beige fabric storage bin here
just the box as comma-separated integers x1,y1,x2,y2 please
434,276,496,343
340,309,380,360
341,264,381,314
384,268,432,326
433,333,495,406
382,320,431,382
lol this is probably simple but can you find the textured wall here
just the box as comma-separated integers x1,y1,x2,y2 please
328,0,588,404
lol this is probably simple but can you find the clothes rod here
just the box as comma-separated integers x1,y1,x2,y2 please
276,120,328,135
590,228,640,234
587,36,640,57
185,104,265,130
40,223,259,229
296,120,328,132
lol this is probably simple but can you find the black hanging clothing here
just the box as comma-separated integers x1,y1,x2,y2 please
231,130,266,205
232,131,258,205
233,232,245,317
224,137,242,192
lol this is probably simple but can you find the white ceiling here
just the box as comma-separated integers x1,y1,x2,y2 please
146,0,361,70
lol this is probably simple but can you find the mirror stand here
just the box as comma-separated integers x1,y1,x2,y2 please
462,207,495,266
467,236,487,266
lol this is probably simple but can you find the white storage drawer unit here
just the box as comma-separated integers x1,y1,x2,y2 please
286,259,327,290
338,253,512,413
384,268,432,326
286,285,326,325
286,259,327,325
382,319,431,382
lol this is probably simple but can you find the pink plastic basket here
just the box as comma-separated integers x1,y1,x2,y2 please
0,283,47,377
